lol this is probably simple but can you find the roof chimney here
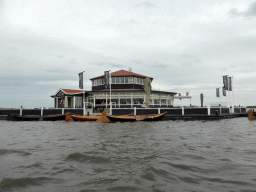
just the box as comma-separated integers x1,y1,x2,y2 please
129,67,132,72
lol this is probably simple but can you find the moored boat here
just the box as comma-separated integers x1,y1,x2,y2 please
106,111,167,122
7,113,41,121
248,109,256,120
42,114,66,121
65,111,110,122
7,113,67,121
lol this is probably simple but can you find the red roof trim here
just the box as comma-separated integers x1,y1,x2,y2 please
90,70,153,80
61,89,86,94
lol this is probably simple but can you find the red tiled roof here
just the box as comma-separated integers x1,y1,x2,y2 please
93,89,144,92
62,89,86,94
90,70,153,80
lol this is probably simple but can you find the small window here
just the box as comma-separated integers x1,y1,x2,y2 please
128,77,133,83
98,78,102,85
134,77,137,84
125,77,128,83
111,77,115,84
137,78,140,84
121,77,124,83
116,77,120,83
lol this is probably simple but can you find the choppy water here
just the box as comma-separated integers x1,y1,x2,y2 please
1,118,256,192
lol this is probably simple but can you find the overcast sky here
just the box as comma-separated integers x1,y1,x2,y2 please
1,0,256,108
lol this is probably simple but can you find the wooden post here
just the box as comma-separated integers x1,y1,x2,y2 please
20,106,23,116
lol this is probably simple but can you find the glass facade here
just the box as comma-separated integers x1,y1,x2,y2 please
93,76,145,86
53,91,174,109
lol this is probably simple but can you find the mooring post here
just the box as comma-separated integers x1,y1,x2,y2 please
20,106,23,116
207,105,210,115
41,107,43,116
62,108,64,115
158,108,160,114
134,107,136,115
182,107,184,116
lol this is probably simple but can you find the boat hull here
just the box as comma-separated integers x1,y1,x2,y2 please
248,109,256,120
7,113,41,121
70,115,101,121
105,115,136,122
106,112,167,122
42,114,66,121
7,113,66,121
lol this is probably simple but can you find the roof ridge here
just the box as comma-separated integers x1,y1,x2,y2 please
90,69,153,80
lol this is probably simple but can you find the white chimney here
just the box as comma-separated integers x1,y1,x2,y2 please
129,67,132,72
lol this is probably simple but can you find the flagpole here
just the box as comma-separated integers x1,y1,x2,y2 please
109,70,112,115
83,71,85,115
232,76,234,113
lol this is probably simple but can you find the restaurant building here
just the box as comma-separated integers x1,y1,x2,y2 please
51,69,177,112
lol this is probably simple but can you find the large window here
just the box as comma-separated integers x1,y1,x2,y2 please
154,99,160,104
120,99,131,104
161,99,166,104
133,98,144,104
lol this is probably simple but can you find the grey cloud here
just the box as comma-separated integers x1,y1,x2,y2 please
133,60,143,65
92,62,105,66
45,68,67,74
181,54,194,58
90,62,125,68
58,54,64,58
181,62,193,67
68,58,77,65
151,62,168,68
229,1,256,17
9,47,17,52
109,63,125,68
136,1,157,8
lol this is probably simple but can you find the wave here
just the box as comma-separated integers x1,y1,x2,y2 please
105,186,143,191
66,152,110,163
0,177,53,189
0,149,31,156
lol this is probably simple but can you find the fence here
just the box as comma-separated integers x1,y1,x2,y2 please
112,106,246,116
0,106,246,117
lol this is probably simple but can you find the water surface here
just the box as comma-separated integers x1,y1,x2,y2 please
1,118,256,191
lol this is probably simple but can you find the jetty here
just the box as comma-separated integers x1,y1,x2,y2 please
0,106,247,121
